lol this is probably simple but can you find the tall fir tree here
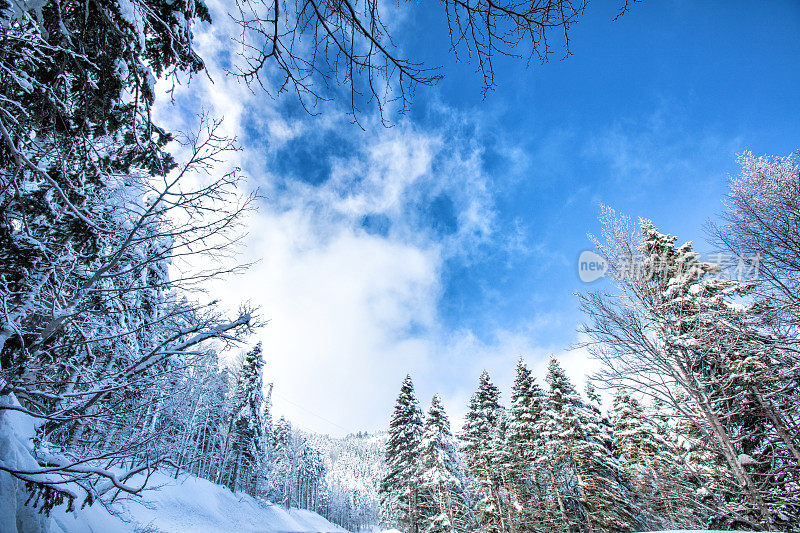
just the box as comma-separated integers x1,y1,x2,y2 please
269,416,295,506
460,371,509,533
579,381,640,532
541,358,638,533
610,391,709,529
419,394,473,533
640,220,797,527
505,359,545,532
381,375,425,533
223,343,267,495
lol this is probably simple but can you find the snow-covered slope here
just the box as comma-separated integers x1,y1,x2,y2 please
47,470,350,533
1,391,349,533
1,391,55,533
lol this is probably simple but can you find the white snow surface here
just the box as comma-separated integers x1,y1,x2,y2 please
0,391,349,533
47,471,351,533
0,392,50,533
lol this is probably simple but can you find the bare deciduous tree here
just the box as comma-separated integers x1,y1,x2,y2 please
231,0,597,122
711,152,800,331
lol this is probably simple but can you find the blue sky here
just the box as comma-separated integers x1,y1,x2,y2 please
402,0,800,345
157,0,800,434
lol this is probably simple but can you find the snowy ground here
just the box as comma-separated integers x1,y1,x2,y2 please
46,470,350,533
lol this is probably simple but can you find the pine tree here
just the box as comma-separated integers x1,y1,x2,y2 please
610,391,707,529
270,416,295,507
640,220,798,527
419,394,473,533
505,359,545,532
222,343,267,495
381,375,425,533
662,398,732,526
577,381,639,532
538,358,584,531
460,370,509,533
541,358,638,532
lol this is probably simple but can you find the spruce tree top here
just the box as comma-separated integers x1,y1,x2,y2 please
386,375,424,456
545,357,581,411
461,370,502,452
425,394,451,435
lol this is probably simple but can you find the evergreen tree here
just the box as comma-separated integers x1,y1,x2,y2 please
641,220,796,527
578,381,639,532
538,358,584,531
270,416,295,507
541,358,638,532
610,391,707,529
223,343,267,495
419,394,473,533
460,371,508,533
505,359,545,532
381,375,425,533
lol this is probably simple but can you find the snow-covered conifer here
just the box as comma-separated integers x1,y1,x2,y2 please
221,344,268,495
540,358,639,532
611,392,709,529
381,375,425,533
505,359,545,531
460,371,509,533
419,394,473,533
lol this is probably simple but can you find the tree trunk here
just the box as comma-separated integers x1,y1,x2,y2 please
548,467,570,533
676,357,769,525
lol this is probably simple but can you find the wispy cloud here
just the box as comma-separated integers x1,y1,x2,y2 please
583,100,744,191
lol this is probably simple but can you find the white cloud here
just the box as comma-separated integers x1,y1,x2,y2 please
150,1,595,436
233,210,440,434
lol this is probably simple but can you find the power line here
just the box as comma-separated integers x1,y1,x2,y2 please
272,391,349,433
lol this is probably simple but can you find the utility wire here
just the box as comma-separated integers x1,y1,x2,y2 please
273,391,349,433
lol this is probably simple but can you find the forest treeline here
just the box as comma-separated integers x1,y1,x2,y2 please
380,153,800,533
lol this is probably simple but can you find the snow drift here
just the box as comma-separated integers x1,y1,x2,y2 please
0,392,348,533
47,470,351,533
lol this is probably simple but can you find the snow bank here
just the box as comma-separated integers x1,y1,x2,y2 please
47,470,351,533
0,392,49,533
0,392,349,533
